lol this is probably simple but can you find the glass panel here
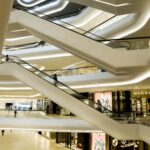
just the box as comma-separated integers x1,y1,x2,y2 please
45,66,99,76
102,38,150,50
0,110,45,118
13,2,150,50
13,2,113,45
6,55,111,111
2,55,150,126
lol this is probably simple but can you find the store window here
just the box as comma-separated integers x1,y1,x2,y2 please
94,92,112,111
91,132,106,150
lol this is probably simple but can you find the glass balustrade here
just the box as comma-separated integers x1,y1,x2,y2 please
0,109,45,118
4,41,49,51
1,55,114,113
104,37,150,50
44,66,100,77
1,55,150,126
13,2,150,50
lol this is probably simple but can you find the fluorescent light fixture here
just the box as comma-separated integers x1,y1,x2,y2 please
10,29,27,33
0,93,42,98
0,87,32,90
28,0,69,17
0,81,23,85
22,53,72,61
17,0,46,7
5,36,33,42
38,1,69,17
94,0,130,7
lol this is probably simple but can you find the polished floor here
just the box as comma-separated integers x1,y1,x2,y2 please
0,130,69,150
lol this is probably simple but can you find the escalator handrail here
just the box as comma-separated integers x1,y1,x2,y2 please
4,55,149,124
13,5,109,41
3,56,150,124
2,54,112,114
13,4,150,51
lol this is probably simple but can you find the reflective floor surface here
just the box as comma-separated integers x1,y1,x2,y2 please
0,130,69,150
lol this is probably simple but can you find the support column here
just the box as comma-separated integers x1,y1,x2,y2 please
0,0,13,57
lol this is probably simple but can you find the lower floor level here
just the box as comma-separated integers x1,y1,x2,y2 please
0,130,69,150
0,129,149,150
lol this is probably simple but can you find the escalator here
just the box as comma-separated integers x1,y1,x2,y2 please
10,5,150,75
1,55,150,144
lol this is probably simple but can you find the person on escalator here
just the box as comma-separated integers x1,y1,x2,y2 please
5,55,9,61
97,100,102,112
53,74,58,86
38,41,45,46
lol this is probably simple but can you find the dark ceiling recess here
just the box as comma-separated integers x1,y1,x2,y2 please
13,0,86,20
45,3,86,20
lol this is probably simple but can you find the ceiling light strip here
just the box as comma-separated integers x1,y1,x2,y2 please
22,53,72,61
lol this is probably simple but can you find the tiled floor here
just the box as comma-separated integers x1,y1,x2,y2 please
0,130,69,150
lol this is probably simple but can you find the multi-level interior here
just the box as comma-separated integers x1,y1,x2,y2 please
0,0,150,149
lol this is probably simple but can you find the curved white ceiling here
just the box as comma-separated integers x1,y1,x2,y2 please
15,0,150,41
0,86,32,90
0,93,42,98
28,0,69,17
1,62,150,94
69,0,150,15
53,3,150,43
96,0,142,5
49,3,146,44
54,7,102,28
110,10,150,39
9,1,150,77
1,66,150,91
86,8,150,39
68,70,150,89
17,0,46,7
16,0,150,40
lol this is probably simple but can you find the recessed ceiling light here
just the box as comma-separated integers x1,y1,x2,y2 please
22,53,72,60
94,0,129,7
0,93,42,98
0,81,23,85
5,36,33,42
0,87,32,90
10,29,27,33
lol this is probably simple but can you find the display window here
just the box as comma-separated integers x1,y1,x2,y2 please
91,132,106,150
94,92,112,110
